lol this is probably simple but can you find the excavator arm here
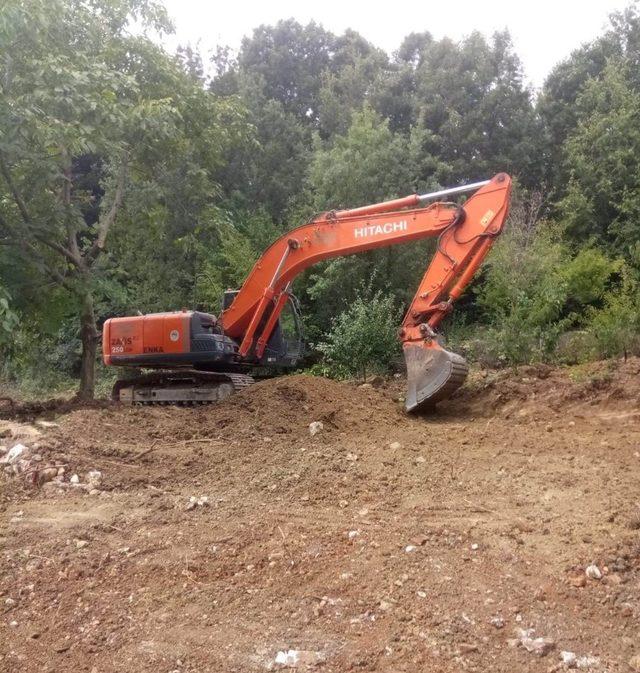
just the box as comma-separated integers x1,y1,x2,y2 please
220,173,511,409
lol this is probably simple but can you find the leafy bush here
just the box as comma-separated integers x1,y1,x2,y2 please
473,193,621,365
585,264,640,358
317,292,402,380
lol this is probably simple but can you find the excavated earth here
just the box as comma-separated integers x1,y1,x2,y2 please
2,360,640,672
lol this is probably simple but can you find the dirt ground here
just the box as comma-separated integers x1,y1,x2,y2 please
2,359,640,672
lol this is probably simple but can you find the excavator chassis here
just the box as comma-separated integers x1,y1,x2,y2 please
112,370,254,405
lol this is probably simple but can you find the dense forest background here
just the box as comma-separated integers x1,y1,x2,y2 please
2,0,640,398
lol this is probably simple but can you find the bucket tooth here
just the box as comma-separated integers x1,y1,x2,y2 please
404,344,468,411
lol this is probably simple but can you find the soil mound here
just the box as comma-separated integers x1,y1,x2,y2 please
3,366,640,672
444,356,640,418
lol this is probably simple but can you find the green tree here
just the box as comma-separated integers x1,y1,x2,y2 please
474,192,620,364
0,0,249,398
301,107,446,342
0,286,18,346
557,60,640,254
538,4,640,189
317,30,389,137
231,19,335,124
379,30,543,185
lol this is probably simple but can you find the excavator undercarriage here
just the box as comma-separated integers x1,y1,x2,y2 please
112,370,254,405
103,174,511,411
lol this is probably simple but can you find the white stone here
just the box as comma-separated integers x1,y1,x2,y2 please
585,564,602,580
86,470,102,487
517,629,555,656
308,421,324,436
36,420,59,429
274,649,325,668
2,443,29,464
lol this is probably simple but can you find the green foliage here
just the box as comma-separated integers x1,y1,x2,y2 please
191,208,276,310
388,30,543,184
236,19,335,122
308,107,440,208
477,224,571,364
5,3,640,399
0,0,251,397
473,193,620,365
559,61,640,254
561,248,623,307
317,292,402,380
538,4,640,188
585,257,640,358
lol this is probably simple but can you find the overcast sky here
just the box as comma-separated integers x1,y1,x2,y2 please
161,0,631,89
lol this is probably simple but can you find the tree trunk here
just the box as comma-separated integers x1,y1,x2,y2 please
77,289,98,400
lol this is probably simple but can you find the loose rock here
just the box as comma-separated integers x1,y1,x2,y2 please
517,629,555,657
86,470,102,487
1,443,29,465
274,649,326,668
186,495,210,510
309,421,324,436
585,564,602,580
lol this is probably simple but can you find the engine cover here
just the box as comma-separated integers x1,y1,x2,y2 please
102,311,238,367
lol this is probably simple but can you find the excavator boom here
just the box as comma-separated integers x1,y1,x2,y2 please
103,173,511,410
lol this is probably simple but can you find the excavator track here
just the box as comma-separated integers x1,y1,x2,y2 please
112,370,254,406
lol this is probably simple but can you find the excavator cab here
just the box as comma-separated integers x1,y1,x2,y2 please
222,289,304,368
257,293,304,368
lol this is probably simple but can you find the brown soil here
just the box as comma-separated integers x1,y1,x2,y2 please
2,360,640,672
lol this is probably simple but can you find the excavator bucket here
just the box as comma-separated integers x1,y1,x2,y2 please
403,343,469,412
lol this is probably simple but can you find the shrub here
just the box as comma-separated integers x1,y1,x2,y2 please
317,292,402,380
585,265,640,358
473,191,621,366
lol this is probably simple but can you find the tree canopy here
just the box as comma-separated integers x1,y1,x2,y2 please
2,1,640,396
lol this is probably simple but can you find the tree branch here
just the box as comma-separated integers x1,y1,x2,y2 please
87,152,128,262
0,152,81,267
0,152,30,225
0,211,76,292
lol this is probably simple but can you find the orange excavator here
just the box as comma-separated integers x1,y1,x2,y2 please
103,173,511,411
